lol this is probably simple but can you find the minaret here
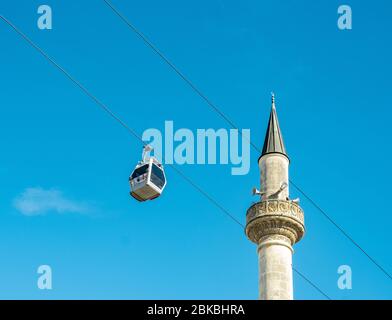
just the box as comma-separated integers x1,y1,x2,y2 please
245,94,305,300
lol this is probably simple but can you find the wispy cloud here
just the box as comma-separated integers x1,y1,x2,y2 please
13,187,91,216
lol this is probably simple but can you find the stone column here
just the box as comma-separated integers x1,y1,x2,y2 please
258,235,293,300
245,200,305,300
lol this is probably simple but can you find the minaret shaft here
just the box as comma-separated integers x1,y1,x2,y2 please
258,236,293,299
259,153,289,201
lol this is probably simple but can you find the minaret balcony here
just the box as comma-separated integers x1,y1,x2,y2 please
245,200,305,246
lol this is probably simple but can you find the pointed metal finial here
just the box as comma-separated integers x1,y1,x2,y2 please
271,92,275,108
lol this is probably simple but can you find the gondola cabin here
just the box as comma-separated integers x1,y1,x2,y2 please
129,156,166,202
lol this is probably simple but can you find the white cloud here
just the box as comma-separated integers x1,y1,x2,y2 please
13,187,91,216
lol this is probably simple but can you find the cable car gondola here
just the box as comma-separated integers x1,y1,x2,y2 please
129,145,166,201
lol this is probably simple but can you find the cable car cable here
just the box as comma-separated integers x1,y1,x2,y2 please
101,1,392,282
0,14,331,299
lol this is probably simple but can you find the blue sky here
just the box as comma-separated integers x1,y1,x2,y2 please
0,0,391,299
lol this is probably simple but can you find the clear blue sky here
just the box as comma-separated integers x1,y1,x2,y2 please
0,0,391,299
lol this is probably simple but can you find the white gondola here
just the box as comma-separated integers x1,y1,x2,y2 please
129,145,166,201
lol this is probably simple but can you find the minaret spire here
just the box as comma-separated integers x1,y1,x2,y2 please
260,92,288,159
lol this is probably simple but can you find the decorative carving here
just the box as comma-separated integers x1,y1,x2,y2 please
245,200,305,245
267,201,278,212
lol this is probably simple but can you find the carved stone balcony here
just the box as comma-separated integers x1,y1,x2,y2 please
245,200,305,245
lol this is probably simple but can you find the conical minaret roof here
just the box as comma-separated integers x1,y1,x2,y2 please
260,93,288,159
